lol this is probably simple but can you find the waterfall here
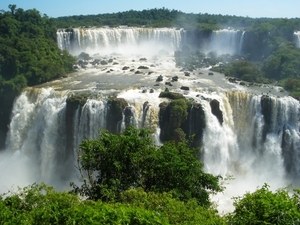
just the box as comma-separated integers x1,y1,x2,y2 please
1,84,299,213
2,88,72,190
294,31,300,48
57,27,184,55
1,88,161,192
206,29,243,55
238,31,245,55
200,92,299,213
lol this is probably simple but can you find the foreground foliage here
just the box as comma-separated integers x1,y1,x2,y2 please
71,126,222,207
226,184,300,224
0,183,225,224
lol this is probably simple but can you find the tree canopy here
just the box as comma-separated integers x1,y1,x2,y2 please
226,184,300,224
71,126,222,208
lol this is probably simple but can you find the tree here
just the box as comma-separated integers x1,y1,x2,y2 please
8,4,16,15
71,126,222,207
226,183,300,224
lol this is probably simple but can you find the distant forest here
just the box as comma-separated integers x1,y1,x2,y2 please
55,7,300,32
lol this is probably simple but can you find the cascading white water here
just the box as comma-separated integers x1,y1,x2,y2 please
1,82,299,214
1,87,162,193
1,88,72,191
294,31,300,48
238,31,245,55
57,27,183,55
205,29,244,55
199,92,300,214
77,99,107,141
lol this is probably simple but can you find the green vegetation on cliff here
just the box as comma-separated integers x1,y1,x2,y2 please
0,5,76,88
0,5,76,146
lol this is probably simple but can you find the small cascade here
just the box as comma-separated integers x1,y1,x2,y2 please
77,99,107,140
238,31,245,55
118,105,136,133
206,29,243,55
57,27,184,55
294,31,300,48
141,101,151,128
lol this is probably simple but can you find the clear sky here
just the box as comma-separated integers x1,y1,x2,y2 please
0,0,299,18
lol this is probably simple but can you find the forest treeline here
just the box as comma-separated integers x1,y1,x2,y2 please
55,7,300,32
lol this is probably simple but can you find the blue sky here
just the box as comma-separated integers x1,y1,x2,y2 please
0,0,299,18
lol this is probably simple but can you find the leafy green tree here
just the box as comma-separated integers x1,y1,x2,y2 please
224,60,264,82
72,126,222,207
226,183,300,224
262,41,300,80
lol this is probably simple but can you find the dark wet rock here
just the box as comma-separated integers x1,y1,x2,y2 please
172,76,178,81
159,98,188,142
261,95,273,142
210,99,223,125
122,66,130,70
186,103,206,148
159,91,184,99
107,97,128,134
91,59,100,65
78,60,89,67
138,66,149,69
156,75,163,82
228,78,237,83
180,86,189,91
100,60,108,65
